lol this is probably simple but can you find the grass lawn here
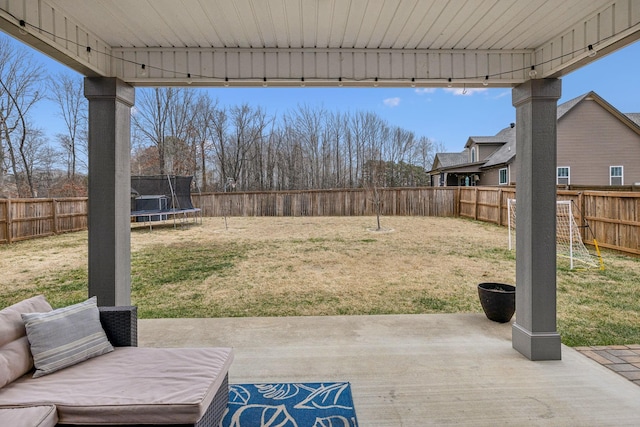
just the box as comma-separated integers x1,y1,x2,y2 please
2,216,639,347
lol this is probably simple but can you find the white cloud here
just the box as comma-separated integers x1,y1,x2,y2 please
383,97,401,107
414,88,437,95
443,87,488,96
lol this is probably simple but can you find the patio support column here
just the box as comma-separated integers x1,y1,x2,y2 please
511,79,562,361
84,77,135,306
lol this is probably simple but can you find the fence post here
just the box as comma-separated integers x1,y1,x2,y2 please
474,187,479,220
498,188,503,225
6,199,12,244
52,199,59,235
578,192,586,242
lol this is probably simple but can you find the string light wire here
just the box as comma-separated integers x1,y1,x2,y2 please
6,10,610,87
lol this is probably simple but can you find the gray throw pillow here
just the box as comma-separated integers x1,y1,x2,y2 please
22,297,114,378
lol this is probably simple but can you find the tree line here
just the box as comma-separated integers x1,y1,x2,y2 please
1,37,441,198
131,88,442,192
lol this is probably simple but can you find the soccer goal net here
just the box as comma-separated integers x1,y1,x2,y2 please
507,199,603,270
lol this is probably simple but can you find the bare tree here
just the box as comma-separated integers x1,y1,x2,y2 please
48,72,87,188
0,38,45,197
211,104,269,191
190,93,218,191
18,127,48,196
132,87,194,175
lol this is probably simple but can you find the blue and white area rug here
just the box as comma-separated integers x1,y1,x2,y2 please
220,382,358,427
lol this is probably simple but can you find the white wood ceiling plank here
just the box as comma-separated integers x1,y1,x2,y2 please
402,53,416,80
454,0,514,49
313,0,335,48
212,51,225,79
300,0,319,49
632,0,640,26
328,52,341,78
426,53,439,80
283,0,303,48
230,0,264,48
475,0,538,49
198,0,242,48
277,51,290,78
509,1,607,49
340,1,368,48
365,51,378,79
315,51,329,78
303,51,316,78
226,51,241,79
599,5,615,40
353,0,386,48
290,51,303,78
433,0,489,49
353,52,366,79
246,0,276,48
404,0,449,49
390,52,403,79
421,0,469,49
327,1,354,48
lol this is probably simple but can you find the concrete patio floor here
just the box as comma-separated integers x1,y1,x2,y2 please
139,314,640,426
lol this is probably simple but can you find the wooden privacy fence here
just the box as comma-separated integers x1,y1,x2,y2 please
191,187,458,218
458,187,640,255
1,188,638,255
0,198,87,244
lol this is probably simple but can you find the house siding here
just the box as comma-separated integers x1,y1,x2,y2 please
477,144,502,161
558,99,640,185
481,164,516,186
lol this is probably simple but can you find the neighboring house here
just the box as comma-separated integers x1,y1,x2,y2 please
429,91,640,187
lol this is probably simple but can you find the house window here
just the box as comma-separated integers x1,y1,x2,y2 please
610,166,624,185
499,168,508,185
557,167,570,185
471,147,476,163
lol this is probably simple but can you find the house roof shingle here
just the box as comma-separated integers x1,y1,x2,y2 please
626,113,640,127
479,126,516,168
434,151,468,168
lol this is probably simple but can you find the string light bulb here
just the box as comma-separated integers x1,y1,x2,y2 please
410,78,416,88
86,46,92,60
300,77,305,87
262,77,268,88
373,77,379,87
186,73,192,85
338,77,343,87
18,20,27,35
224,77,229,87
447,78,452,88
588,44,597,57
140,64,147,76
483,75,489,86
528,65,537,78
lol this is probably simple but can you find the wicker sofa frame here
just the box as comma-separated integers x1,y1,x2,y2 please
53,306,230,427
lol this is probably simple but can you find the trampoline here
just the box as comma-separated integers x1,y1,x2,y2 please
130,175,202,229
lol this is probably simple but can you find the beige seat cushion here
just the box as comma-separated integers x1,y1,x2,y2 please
0,347,233,425
0,405,58,427
0,296,53,388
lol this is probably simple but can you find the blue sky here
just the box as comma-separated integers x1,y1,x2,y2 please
6,32,640,153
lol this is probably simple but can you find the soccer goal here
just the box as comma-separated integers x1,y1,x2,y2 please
507,199,604,270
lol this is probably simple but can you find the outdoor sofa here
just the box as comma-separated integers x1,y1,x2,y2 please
0,295,233,426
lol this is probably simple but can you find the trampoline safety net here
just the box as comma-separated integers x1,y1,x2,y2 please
130,176,201,227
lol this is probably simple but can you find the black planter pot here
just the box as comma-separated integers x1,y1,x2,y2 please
477,282,516,323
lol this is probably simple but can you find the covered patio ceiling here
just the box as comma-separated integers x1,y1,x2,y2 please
2,0,640,362
1,0,639,88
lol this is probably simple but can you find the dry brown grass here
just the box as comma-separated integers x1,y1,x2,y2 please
2,216,515,317
4,215,640,346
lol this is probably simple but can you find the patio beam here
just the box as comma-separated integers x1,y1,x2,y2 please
511,78,562,361
84,77,135,307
